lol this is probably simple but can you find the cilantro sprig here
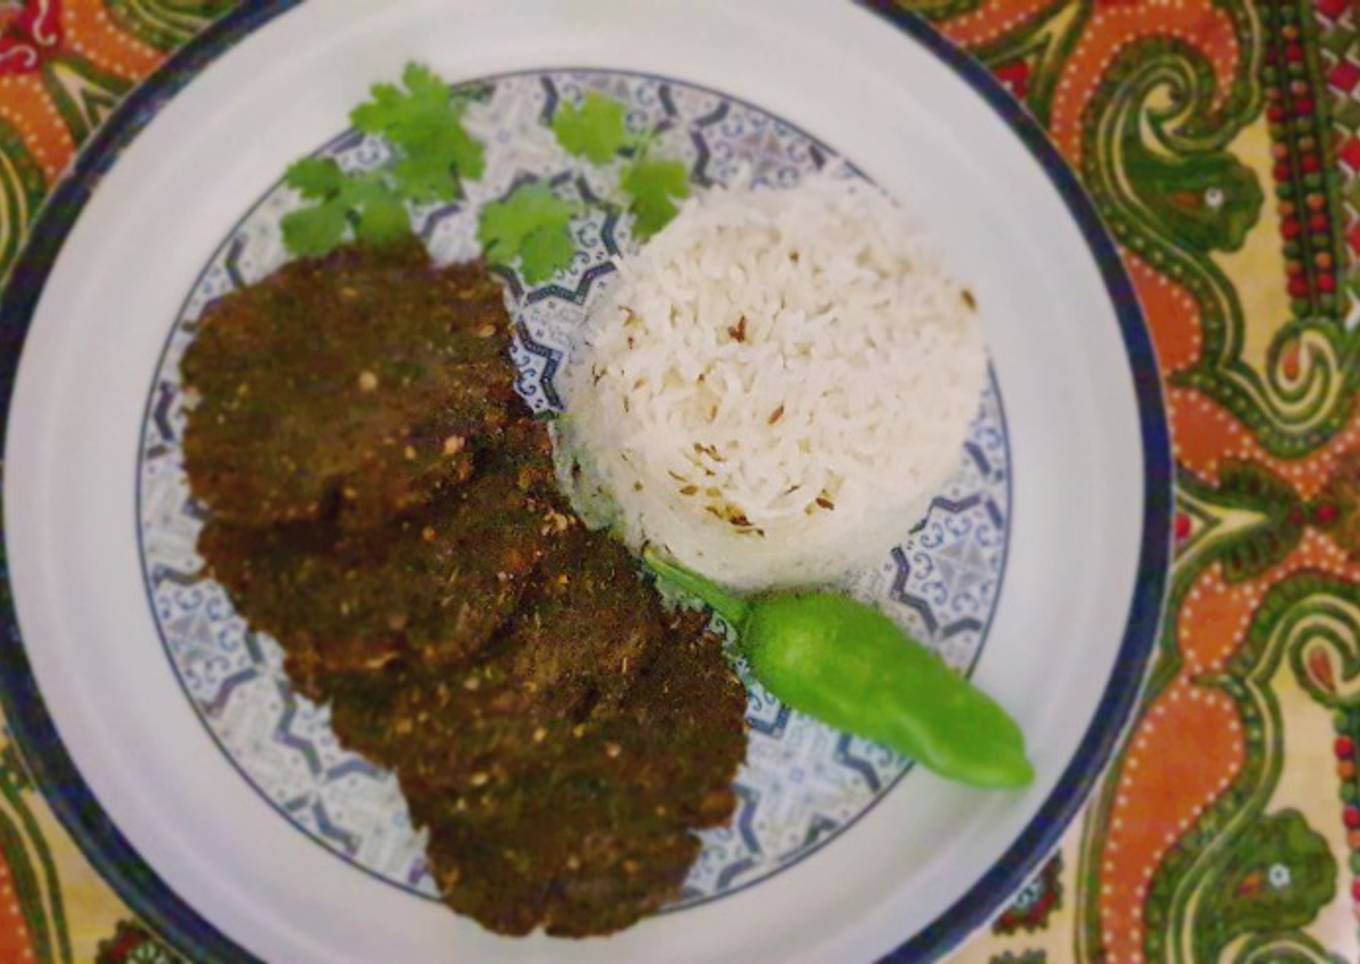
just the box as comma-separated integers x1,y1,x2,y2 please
281,159,410,256
622,159,690,240
552,92,633,165
278,69,694,278
478,93,691,285
478,184,581,285
352,63,484,203
550,90,691,241
281,64,484,258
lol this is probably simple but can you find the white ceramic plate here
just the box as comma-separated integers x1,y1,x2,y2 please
0,1,1171,961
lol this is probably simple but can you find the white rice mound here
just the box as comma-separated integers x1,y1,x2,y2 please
558,171,986,591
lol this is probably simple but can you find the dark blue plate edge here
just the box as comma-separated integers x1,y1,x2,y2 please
0,3,1172,964
853,2,1172,962
0,4,303,963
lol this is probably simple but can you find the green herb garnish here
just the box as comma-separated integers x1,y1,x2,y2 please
551,91,691,241
477,183,580,284
280,159,412,256
552,91,632,165
351,63,485,202
281,64,485,258
280,70,692,264
622,159,690,240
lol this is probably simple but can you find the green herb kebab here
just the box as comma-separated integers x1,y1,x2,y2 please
184,241,748,936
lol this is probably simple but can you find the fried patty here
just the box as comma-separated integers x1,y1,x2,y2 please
186,246,749,938
292,510,748,937
182,240,518,530
199,421,558,688
327,592,746,938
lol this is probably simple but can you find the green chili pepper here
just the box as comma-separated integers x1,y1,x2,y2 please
643,549,1034,789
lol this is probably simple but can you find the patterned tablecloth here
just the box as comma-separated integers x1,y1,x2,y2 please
0,1,1356,961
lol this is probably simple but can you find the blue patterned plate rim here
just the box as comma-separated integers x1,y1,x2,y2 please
0,3,1172,963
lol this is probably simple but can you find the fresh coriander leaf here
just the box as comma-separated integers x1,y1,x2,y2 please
400,62,453,108
342,174,413,248
477,184,576,261
279,64,494,259
436,118,485,181
477,183,578,282
351,83,404,135
353,187,410,246
476,200,524,265
349,62,485,199
520,226,577,284
391,153,461,204
553,92,630,164
622,159,690,239
389,121,486,202
351,63,450,150
285,157,346,199
281,199,349,257
281,171,413,258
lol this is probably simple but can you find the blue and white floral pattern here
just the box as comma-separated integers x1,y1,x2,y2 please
136,70,1011,909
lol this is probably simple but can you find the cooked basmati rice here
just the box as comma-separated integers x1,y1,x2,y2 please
557,171,986,591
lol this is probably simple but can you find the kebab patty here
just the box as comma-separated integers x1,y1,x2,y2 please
185,244,749,937
183,240,518,530
198,420,558,688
